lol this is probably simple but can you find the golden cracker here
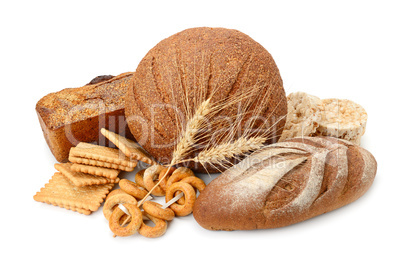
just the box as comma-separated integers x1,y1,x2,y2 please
70,163,120,179
58,204,92,215
68,155,135,172
33,172,114,211
54,163,120,186
101,128,156,165
70,142,137,168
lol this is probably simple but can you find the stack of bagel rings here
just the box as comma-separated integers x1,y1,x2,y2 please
103,165,206,238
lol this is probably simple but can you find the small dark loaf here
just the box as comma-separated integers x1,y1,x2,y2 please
36,72,135,162
193,136,377,230
125,27,287,173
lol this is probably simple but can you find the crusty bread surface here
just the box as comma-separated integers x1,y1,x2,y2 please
126,27,287,173
193,136,377,230
36,72,135,162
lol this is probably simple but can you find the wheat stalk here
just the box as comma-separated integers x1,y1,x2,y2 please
137,98,215,206
171,98,212,164
137,58,286,205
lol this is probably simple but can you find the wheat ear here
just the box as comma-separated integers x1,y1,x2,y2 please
138,98,213,207
190,136,266,167
139,68,286,202
171,98,212,164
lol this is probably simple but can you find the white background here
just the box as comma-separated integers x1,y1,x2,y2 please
1,0,401,267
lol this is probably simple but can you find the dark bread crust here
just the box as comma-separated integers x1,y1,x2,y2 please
126,27,287,173
36,72,135,162
86,75,115,85
193,137,377,230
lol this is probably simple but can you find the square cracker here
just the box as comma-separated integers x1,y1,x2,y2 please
70,142,137,168
58,204,92,215
70,163,120,180
33,172,114,212
68,155,135,172
54,163,120,186
101,128,156,165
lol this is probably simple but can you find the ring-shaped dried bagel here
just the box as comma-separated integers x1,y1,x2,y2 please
135,169,146,188
165,182,196,217
173,176,205,204
139,212,168,238
106,189,127,200
106,189,135,224
165,168,194,191
119,179,148,200
166,169,196,204
109,204,142,237
143,201,175,221
158,167,176,192
103,193,137,221
180,176,206,194
143,165,165,196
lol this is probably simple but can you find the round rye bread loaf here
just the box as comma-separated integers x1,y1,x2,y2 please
125,27,287,172
193,137,377,230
